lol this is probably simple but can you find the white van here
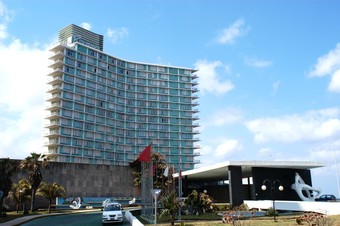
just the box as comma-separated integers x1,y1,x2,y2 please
102,202,123,224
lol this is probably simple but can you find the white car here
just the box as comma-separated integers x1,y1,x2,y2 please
102,202,123,224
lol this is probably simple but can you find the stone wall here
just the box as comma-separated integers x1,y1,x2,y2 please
10,160,139,198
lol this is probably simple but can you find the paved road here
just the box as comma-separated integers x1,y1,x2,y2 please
20,211,131,226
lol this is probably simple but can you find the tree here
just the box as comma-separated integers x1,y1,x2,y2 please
130,152,173,189
36,182,66,213
8,179,31,213
184,190,213,215
159,190,179,226
0,158,17,216
19,153,49,212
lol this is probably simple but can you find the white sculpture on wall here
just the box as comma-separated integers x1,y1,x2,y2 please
291,172,321,201
102,198,111,207
70,197,82,209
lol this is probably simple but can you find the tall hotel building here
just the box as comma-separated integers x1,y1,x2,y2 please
45,24,199,171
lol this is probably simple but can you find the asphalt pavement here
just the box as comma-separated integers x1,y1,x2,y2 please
0,209,101,226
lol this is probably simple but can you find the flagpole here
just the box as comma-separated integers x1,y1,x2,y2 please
334,147,340,198
178,118,182,222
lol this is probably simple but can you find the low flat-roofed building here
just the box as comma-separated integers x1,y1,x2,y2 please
174,160,325,206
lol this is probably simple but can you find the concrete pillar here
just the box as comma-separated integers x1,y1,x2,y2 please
228,166,243,207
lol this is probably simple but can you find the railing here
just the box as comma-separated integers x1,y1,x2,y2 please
193,151,201,156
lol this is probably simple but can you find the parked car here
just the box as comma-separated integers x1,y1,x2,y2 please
102,202,123,224
315,194,336,202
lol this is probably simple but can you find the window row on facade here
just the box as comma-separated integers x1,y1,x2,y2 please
58,77,195,96
50,127,194,142
55,102,194,118
55,145,195,163
57,92,194,109
49,111,195,126
62,45,194,76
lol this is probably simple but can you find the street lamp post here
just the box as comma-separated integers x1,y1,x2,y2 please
151,189,161,226
261,179,284,222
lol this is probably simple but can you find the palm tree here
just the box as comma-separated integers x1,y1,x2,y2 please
159,191,179,226
8,179,31,213
19,153,49,212
36,182,66,213
0,158,17,216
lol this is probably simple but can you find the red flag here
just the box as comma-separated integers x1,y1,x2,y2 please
138,145,151,162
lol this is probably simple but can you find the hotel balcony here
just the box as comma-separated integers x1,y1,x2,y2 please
193,137,200,142
45,129,59,138
45,121,60,128
49,51,64,60
44,139,59,147
46,102,61,111
193,151,201,156
47,84,62,93
191,87,199,93
49,59,64,68
45,111,60,119
48,68,63,77
193,129,200,134
49,44,66,53
47,76,63,85
193,144,201,149
191,94,199,100
192,101,199,106
194,159,201,164
46,93,61,102
192,116,200,121
192,80,198,86
47,148,58,155
192,108,199,113
191,74,198,79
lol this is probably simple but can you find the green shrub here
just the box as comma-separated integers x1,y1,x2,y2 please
265,208,277,217
212,204,231,212
236,203,248,211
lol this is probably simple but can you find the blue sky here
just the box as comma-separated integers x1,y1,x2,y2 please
0,0,340,196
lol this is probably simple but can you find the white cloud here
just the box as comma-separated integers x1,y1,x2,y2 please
0,0,13,40
216,19,249,45
215,139,242,157
106,27,129,43
309,43,340,93
210,107,243,126
0,39,50,111
309,43,340,77
80,22,91,31
194,59,234,95
329,69,340,93
245,57,272,68
197,139,242,167
0,2,52,159
245,108,340,143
